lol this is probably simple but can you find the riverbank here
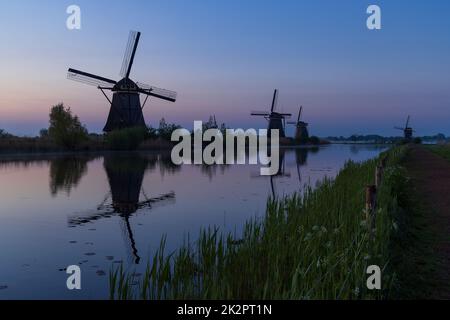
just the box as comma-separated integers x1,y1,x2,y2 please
110,146,410,299
0,136,175,155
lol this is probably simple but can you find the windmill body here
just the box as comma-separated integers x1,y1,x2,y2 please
395,115,414,141
67,31,177,132
251,89,291,138
288,106,309,143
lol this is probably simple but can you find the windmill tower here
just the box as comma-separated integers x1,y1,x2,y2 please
288,106,309,143
67,31,177,132
395,115,414,141
251,89,291,138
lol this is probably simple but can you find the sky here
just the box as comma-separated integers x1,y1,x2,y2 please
0,0,449,137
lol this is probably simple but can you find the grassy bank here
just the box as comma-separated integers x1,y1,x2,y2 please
110,146,409,300
428,144,450,162
0,136,174,155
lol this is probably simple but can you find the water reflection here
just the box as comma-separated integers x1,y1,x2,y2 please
67,153,176,264
0,145,390,299
49,155,95,196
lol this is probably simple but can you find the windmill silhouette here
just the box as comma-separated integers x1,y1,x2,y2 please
67,31,177,132
395,115,414,141
287,106,309,143
251,89,291,138
67,154,175,264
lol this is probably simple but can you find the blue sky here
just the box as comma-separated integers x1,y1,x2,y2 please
0,0,449,136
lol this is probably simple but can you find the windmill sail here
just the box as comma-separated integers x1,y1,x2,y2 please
120,31,140,79
271,89,279,112
67,68,117,87
137,85,177,102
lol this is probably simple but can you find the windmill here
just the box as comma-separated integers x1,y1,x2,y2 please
67,31,177,132
251,89,291,138
287,106,309,143
395,115,414,141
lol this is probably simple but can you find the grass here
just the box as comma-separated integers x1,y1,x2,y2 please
427,144,450,162
109,147,409,300
388,144,450,299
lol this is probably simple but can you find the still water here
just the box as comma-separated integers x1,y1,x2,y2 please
0,144,386,299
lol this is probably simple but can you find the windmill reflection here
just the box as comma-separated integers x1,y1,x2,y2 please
294,147,318,183
250,148,318,197
68,153,175,264
251,150,290,199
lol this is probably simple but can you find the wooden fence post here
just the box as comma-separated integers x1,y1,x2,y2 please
365,185,377,221
375,165,383,188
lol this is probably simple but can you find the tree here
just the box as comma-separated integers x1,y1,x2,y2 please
39,128,49,139
158,118,181,141
48,103,88,149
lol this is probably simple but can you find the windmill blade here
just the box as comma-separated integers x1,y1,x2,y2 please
394,127,404,131
271,89,279,112
298,106,303,122
138,191,176,210
120,31,141,79
67,68,117,87
137,85,177,102
405,115,410,128
67,209,115,227
119,216,141,264
251,111,270,116
287,121,297,125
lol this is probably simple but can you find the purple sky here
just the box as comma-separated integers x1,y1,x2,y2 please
0,0,449,137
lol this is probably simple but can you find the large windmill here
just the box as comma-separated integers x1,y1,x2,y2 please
287,106,309,143
395,115,414,141
67,31,177,132
251,89,291,138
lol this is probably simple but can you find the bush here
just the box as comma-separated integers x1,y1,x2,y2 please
48,103,88,149
158,118,181,141
308,136,320,145
106,126,149,150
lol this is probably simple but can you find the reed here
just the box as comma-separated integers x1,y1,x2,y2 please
110,147,407,299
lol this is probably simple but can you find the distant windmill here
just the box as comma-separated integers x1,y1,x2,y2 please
251,89,292,138
67,31,177,132
395,115,414,140
287,106,309,143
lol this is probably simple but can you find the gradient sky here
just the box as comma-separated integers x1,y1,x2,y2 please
0,0,449,136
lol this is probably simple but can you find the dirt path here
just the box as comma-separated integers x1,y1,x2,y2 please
402,146,450,298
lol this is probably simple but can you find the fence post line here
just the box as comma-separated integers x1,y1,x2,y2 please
375,165,383,188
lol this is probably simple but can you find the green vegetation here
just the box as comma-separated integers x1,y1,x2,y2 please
48,103,88,150
105,126,149,151
428,144,450,162
158,118,182,141
110,147,408,299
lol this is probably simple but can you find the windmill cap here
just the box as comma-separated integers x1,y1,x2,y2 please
113,78,138,92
